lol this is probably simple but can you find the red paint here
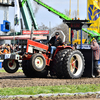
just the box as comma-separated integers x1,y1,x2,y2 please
26,39,49,53
71,60,78,70
53,46,73,59
37,61,39,64
22,30,49,35
42,53,50,66
0,35,47,40
9,63,13,67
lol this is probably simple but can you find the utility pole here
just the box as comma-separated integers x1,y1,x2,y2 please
77,0,79,18
31,23,34,40
49,21,51,40
77,0,79,40
69,0,71,43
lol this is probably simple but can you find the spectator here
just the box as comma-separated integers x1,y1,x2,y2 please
13,44,18,52
10,44,13,53
73,43,77,50
91,38,100,77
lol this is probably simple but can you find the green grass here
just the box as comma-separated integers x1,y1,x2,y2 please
0,69,23,73
0,84,100,96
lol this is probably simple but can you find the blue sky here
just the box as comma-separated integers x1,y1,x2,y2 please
0,0,87,30
32,0,87,28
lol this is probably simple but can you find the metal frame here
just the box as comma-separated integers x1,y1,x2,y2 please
49,30,66,42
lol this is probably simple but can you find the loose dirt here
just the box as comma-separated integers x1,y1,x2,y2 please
0,72,100,100
0,72,100,88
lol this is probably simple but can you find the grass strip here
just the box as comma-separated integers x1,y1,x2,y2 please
0,84,100,96
0,69,23,73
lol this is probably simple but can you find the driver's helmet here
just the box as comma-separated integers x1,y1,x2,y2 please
91,38,96,42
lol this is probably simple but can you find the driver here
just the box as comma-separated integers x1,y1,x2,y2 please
49,32,63,58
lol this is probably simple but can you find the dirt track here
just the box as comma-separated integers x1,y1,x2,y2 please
0,72,100,100
0,72,100,88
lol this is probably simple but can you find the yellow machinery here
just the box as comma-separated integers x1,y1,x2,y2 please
70,0,100,45
72,39,86,44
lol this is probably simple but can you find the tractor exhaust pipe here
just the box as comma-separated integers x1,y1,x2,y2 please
30,23,34,40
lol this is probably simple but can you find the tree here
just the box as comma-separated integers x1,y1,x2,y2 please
51,23,69,43
38,23,49,30
65,9,69,17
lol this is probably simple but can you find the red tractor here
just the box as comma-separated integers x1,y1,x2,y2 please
2,39,85,79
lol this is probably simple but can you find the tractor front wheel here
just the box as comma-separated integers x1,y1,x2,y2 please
30,53,46,72
3,59,19,73
22,53,48,78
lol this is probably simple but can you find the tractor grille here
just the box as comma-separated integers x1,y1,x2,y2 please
18,40,27,53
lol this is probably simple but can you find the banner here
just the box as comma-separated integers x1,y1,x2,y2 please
22,30,49,35
14,0,20,32
87,0,100,33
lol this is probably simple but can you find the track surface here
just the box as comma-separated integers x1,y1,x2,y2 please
0,72,100,100
0,72,100,88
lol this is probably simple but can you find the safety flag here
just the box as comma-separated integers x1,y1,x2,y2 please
87,0,100,33
14,0,20,31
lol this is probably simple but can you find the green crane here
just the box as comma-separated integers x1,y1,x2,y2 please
0,0,38,31
33,0,100,44
33,0,71,21
20,0,38,30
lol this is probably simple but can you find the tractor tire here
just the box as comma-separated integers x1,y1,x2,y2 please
35,70,48,78
30,53,46,72
53,49,72,78
22,60,35,78
63,50,85,79
3,59,19,73
22,60,48,78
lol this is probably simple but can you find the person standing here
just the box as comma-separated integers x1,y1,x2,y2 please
91,38,100,77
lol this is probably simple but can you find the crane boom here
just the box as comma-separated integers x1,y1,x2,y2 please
33,0,72,21
24,0,38,30
21,0,27,6
33,0,100,39
20,0,38,30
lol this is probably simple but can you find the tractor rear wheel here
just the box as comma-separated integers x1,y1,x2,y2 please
63,50,85,79
3,59,19,73
53,49,72,78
